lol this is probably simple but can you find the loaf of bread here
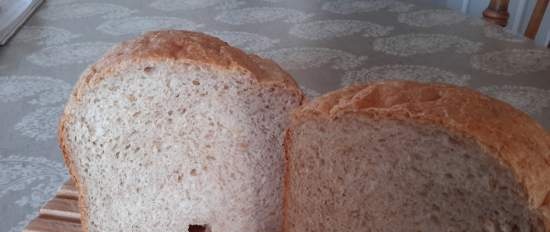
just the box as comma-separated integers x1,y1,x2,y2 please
284,81,550,231
59,30,303,232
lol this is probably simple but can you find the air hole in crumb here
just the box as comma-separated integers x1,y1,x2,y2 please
192,80,200,85
127,95,137,102
430,215,440,225
190,169,197,176
188,224,210,232
411,153,422,161
143,66,154,73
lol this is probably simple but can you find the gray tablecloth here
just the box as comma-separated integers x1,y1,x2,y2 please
1,0,549,231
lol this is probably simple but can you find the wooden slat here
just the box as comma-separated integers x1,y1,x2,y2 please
40,197,81,221
23,217,81,232
56,180,79,199
23,180,83,232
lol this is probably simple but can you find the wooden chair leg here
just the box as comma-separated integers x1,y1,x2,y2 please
525,0,549,39
483,0,510,26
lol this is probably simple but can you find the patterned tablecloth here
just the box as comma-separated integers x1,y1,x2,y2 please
1,0,549,231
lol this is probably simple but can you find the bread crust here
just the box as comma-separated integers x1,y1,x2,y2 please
72,30,302,103
289,80,550,231
58,114,91,232
58,30,303,232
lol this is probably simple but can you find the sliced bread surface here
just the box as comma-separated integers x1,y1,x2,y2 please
284,81,550,232
59,30,303,232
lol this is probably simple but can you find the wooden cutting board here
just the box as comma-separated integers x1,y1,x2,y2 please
23,180,82,232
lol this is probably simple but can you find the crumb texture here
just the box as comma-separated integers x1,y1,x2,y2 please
291,81,550,229
63,61,301,232
286,118,545,232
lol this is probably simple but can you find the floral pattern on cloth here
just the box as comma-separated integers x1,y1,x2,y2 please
482,24,527,43
342,65,471,86
0,154,68,232
208,31,279,52
44,0,80,6
397,9,467,27
37,3,136,20
259,47,367,70
150,0,245,11
289,20,394,40
15,106,65,141
0,76,72,106
471,49,550,76
97,17,204,36
215,7,313,25
373,33,482,56
322,0,415,14
0,76,72,140
27,42,114,67
11,26,81,46
478,86,550,116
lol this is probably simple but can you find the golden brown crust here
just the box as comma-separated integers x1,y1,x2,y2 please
292,81,550,230
58,114,90,232
72,30,301,102
59,30,303,232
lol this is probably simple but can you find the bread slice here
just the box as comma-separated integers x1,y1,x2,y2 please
59,30,304,232
284,81,550,232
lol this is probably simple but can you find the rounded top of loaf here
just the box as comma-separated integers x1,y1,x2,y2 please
292,80,550,228
72,30,301,101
